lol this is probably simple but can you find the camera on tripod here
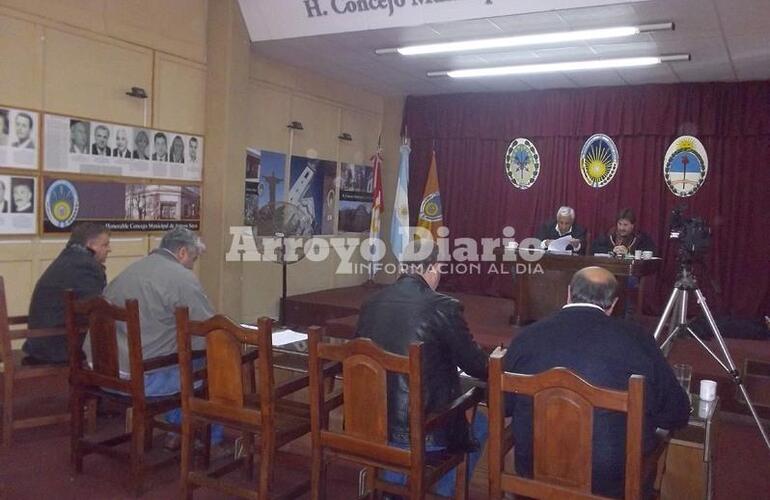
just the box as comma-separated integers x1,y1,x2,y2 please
669,205,711,259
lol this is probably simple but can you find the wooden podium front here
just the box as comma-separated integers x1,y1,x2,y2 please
495,249,661,325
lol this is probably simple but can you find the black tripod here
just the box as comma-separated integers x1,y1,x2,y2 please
653,262,770,452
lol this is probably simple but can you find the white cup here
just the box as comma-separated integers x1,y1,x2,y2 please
634,249,642,259
642,250,653,260
699,379,717,401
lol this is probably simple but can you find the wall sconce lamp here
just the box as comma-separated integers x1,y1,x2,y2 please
287,121,304,130
126,86,148,99
338,132,353,141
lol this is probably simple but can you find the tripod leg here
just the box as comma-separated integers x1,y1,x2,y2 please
684,327,730,373
692,289,770,452
653,289,682,341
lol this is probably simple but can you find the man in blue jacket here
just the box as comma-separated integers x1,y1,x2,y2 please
503,266,690,498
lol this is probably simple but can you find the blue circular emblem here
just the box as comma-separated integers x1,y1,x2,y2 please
419,191,442,222
45,180,79,228
580,134,619,188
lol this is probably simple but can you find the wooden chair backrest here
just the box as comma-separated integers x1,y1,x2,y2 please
175,308,270,426
489,349,644,500
65,291,142,396
0,276,20,375
308,328,425,467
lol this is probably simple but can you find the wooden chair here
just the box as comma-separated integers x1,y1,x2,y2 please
175,310,340,499
487,347,647,500
308,328,484,500
0,276,92,446
66,291,188,496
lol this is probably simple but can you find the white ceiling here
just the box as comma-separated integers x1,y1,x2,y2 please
249,0,770,96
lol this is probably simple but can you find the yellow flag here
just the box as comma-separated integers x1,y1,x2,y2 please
416,151,443,240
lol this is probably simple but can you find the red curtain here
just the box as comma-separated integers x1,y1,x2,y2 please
403,81,770,317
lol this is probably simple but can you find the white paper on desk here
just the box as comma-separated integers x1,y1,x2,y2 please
547,235,573,252
272,329,308,346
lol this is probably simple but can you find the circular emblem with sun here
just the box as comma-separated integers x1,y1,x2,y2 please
419,192,442,222
505,138,540,190
664,136,708,197
45,180,80,229
580,134,619,188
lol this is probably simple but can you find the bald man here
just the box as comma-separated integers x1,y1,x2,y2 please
503,266,689,498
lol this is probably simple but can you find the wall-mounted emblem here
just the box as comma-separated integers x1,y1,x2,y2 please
505,138,540,190
664,135,708,197
45,179,79,229
580,134,619,188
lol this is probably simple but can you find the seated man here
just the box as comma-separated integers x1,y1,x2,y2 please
535,206,587,254
592,208,655,256
89,227,221,446
23,222,110,363
356,243,489,497
503,267,690,498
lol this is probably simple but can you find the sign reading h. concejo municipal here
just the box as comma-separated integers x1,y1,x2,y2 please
238,0,648,41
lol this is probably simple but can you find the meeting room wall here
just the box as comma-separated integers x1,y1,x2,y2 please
0,0,208,316
239,53,388,319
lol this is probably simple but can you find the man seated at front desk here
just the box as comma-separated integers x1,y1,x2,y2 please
592,208,655,257
535,206,587,254
503,266,690,498
356,242,489,498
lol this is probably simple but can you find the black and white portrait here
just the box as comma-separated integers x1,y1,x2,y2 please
10,177,34,213
69,119,91,154
11,111,35,149
133,128,150,160
91,123,112,156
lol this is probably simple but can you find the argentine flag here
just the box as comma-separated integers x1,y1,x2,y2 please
390,143,411,263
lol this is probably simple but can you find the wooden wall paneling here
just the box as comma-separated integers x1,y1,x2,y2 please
104,0,207,64
247,82,291,154
42,27,152,125
289,95,339,161
153,53,206,134
339,108,381,165
0,0,105,34
0,14,44,109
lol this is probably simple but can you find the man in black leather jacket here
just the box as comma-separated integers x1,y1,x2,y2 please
23,223,110,363
356,244,489,496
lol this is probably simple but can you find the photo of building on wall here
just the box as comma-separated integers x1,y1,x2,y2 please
125,184,200,220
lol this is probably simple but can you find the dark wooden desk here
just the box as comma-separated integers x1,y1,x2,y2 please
495,248,662,324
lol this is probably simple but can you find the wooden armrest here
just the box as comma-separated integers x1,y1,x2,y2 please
8,327,66,340
322,361,343,378
142,353,179,371
275,374,310,398
324,392,344,412
241,349,259,366
425,386,484,432
143,350,205,372
8,315,29,326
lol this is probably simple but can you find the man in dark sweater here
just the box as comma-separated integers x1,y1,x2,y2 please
23,223,111,363
503,266,690,498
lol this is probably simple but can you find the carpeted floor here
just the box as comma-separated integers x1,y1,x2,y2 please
1,408,768,499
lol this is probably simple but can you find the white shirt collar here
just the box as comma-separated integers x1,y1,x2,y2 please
562,303,606,313
554,223,572,236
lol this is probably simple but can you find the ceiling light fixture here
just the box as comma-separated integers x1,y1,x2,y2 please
427,54,690,79
376,23,673,56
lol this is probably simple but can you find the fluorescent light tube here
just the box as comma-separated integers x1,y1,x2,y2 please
376,23,673,56
427,54,690,78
